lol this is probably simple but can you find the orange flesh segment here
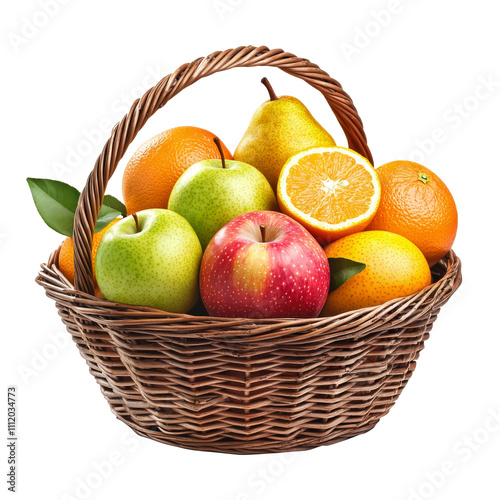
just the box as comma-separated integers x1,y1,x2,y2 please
285,152,375,225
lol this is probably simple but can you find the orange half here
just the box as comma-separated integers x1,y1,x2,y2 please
277,147,381,245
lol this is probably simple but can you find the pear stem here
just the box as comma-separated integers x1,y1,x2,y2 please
132,212,140,233
261,77,278,101
259,224,266,242
213,137,226,169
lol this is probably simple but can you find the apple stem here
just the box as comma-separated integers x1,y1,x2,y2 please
261,77,278,101
213,137,226,169
259,224,266,242
132,212,140,233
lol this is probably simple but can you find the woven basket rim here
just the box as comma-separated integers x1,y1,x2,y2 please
38,246,461,336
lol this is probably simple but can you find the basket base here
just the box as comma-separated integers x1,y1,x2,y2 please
108,399,381,455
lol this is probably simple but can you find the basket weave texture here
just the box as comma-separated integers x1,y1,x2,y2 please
36,46,462,454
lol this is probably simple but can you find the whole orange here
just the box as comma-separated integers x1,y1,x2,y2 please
366,161,458,266
58,218,120,289
321,230,431,316
122,126,233,215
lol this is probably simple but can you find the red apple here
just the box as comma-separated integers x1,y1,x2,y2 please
200,211,330,318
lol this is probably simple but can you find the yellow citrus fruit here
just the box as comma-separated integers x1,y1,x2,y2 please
277,147,381,245
321,230,431,316
58,218,120,289
122,126,233,215
366,160,458,266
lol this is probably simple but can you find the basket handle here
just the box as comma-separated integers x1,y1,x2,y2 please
73,45,373,294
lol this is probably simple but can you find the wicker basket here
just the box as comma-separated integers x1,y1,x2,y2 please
36,46,462,455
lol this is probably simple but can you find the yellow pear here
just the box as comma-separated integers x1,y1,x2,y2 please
234,78,336,191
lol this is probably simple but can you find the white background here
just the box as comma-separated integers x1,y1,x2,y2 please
2,1,500,499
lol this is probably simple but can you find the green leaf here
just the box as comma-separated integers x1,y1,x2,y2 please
95,204,122,232
328,257,366,293
28,177,125,236
102,195,127,217
27,178,80,237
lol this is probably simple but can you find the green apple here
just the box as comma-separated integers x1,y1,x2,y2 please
95,209,202,313
168,138,278,249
